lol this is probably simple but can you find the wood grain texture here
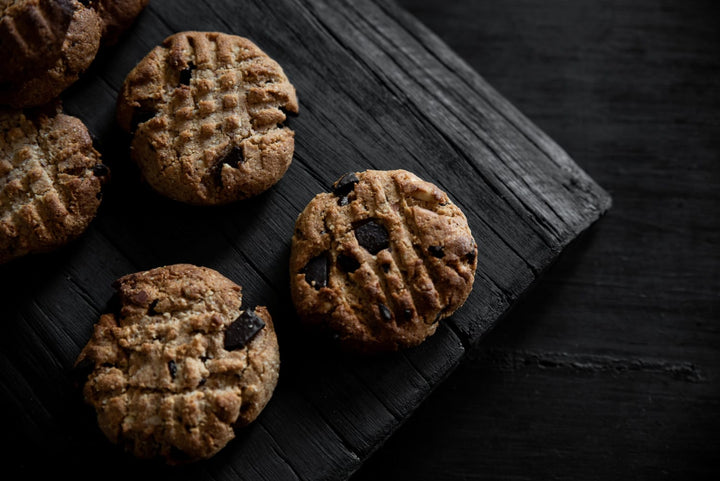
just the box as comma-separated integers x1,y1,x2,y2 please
0,0,610,479
354,0,720,479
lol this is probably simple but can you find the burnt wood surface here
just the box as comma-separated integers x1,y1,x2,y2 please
0,0,617,479
354,0,720,480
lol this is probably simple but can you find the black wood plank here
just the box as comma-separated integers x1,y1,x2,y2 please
0,0,610,479
354,0,720,479
355,344,720,480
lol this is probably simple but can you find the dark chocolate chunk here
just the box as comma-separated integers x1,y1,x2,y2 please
337,253,360,273
92,164,109,177
222,145,245,168
379,303,393,321
179,62,195,86
147,299,159,316
303,253,328,289
465,250,477,263
224,309,266,350
168,360,177,379
403,308,414,320
381,263,390,273
129,289,149,305
213,146,245,186
354,219,389,254
428,245,445,258
198,378,207,386
332,172,359,197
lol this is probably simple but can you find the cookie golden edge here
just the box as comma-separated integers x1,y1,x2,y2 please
73,264,280,464
0,105,110,264
0,0,103,108
289,169,478,354
115,30,299,206
0,0,150,108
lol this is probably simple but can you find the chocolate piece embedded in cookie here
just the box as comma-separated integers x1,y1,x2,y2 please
74,264,280,464
289,169,478,353
116,31,299,205
224,308,266,350
0,105,109,264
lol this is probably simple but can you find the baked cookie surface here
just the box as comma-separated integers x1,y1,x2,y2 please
117,31,299,205
290,169,477,353
0,105,108,264
0,0,148,108
0,0,102,108
75,264,280,464
94,0,149,45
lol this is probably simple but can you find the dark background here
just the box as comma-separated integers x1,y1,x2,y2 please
354,0,719,479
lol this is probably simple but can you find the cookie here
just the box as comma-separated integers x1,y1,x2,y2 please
94,0,149,45
0,0,103,108
0,105,109,264
116,31,299,205
74,264,280,464
289,169,478,353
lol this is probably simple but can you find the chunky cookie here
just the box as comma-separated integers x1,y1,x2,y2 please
0,0,148,108
0,105,109,264
0,0,102,108
94,0,149,45
290,169,477,353
116,31,299,205
74,264,280,464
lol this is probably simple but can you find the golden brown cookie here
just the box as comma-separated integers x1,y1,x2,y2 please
0,105,109,264
74,264,280,464
289,169,477,353
116,31,299,205
0,0,103,108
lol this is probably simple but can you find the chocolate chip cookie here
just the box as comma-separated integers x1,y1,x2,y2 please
0,0,102,108
0,0,149,108
0,105,109,264
74,264,280,464
289,169,477,353
116,31,299,205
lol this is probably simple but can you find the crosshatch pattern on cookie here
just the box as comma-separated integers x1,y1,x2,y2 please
117,31,299,205
0,108,108,263
75,264,280,464
290,170,478,353
0,0,103,108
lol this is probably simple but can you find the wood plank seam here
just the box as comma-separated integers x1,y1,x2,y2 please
259,424,304,480
26,300,84,359
473,348,708,383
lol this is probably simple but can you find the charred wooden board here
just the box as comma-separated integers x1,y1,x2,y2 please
0,0,610,479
